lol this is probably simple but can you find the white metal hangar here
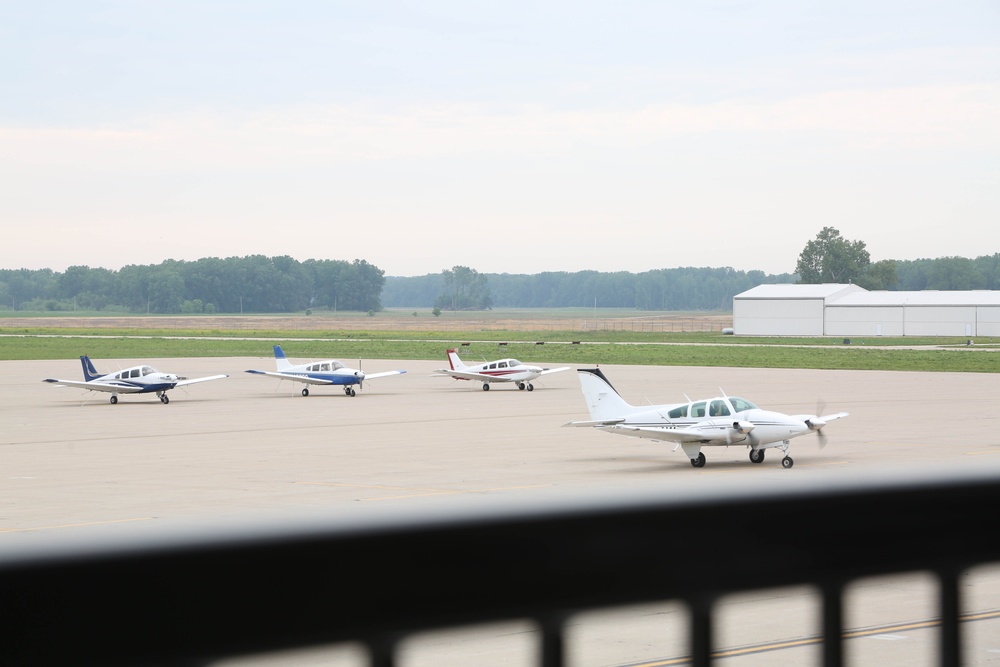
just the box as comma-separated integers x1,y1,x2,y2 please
733,284,1000,337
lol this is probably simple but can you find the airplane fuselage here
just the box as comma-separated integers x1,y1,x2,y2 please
618,406,811,445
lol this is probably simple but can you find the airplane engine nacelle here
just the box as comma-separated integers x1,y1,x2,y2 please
732,421,755,435
805,418,827,431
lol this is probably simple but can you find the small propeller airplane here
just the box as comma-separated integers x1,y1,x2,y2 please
563,367,848,469
245,345,406,397
43,355,228,404
433,347,570,391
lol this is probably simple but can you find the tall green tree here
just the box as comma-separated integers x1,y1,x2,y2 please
796,227,872,285
434,266,493,310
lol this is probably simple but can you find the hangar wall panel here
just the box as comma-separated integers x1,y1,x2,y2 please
904,306,977,336
977,307,1000,336
825,307,903,336
733,298,824,336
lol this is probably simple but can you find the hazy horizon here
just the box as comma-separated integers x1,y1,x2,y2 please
4,2,997,276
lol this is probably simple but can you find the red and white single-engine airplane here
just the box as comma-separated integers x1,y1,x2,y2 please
434,347,569,391
563,367,848,468
43,355,228,404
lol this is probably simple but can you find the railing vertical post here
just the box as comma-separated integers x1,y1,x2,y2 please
821,583,844,667
939,569,961,667
368,635,398,667
539,614,567,667
689,596,714,667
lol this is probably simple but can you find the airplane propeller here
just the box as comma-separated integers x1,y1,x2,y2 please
806,400,829,448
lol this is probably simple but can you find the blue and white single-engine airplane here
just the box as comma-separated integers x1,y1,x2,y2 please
563,367,848,469
433,347,570,391
43,355,228,404
245,345,406,397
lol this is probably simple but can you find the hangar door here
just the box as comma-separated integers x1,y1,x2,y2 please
734,298,825,336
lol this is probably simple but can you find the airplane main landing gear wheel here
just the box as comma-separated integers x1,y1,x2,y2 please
782,456,794,469
302,388,309,397
526,383,534,392
160,394,169,404
690,452,706,468
749,449,765,464
517,382,526,390
110,395,118,405
482,384,490,391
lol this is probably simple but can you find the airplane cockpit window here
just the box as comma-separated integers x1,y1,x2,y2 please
498,362,508,368
691,401,706,418
509,359,521,367
709,400,731,417
728,397,758,413
141,366,155,376
667,405,688,419
331,361,346,371
320,363,331,372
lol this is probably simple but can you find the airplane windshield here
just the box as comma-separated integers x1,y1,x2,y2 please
331,361,346,371
728,397,758,412
508,359,521,367
141,366,157,376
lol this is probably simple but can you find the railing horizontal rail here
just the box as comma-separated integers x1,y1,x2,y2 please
1,466,998,666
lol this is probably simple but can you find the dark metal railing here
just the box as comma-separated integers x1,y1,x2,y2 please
1,466,998,666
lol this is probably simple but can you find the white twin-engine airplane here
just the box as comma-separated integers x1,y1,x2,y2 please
564,368,848,469
434,347,570,391
43,355,228,404
245,345,406,397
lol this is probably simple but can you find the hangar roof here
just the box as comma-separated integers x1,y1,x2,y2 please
829,290,1000,307
735,284,865,300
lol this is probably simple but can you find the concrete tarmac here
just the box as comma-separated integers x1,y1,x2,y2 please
4,356,1000,666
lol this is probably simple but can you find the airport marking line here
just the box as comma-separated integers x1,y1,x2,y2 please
623,610,1000,666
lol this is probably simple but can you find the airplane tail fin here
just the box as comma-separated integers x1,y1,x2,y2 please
445,348,466,370
80,355,100,382
273,345,293,371
577,368,636,421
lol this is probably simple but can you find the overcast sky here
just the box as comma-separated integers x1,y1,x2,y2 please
2,2,997,277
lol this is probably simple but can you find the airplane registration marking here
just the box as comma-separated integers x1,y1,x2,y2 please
0,517,155,533
622,610,1000,666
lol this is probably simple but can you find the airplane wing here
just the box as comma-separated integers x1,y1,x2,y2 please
540,366,571,376
244,370,338,386
42,379,146,393
579,422,738,445
362,370,407,380
176,374,229,387
563,418,627,427
432,369,509,382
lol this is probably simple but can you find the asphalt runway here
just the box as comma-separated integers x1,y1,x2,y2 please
4,356,1000,666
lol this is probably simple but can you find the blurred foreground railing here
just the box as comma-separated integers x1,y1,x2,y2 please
1,467,998,666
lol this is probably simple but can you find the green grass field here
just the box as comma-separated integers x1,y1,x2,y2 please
2,326,998,373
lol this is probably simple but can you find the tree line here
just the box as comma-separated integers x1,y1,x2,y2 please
0,256,386,314
2,245,999,314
